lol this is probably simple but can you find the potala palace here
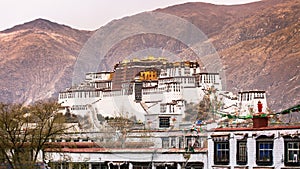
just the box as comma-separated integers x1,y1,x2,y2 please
40,57,299,169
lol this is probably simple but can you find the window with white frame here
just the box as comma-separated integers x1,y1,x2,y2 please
284,136,300,166
287,142,300,162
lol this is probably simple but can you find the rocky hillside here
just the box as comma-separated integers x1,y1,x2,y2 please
0,19,93,104
214,0,300,112
0,0,299,112
103,0,299,112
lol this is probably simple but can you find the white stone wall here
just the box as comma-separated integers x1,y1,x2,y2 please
208,128,300,169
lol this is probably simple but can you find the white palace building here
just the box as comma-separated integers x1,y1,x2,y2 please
44,57,300,169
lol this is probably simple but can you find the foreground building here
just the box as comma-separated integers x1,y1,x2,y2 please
43,105,300,169
45,128,208,169
43,118,300,169
208,125,300,169
46,100,300,169
207,103,300,169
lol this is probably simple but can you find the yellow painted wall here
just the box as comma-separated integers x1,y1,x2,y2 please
140,71,157,81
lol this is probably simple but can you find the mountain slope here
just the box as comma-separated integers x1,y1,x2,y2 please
0,19,93,104
0,0,299,112
102,0,300,111
155,0,287,38
214,0,300,111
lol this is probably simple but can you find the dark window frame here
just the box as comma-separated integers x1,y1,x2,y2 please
236,140,247,165
284,136,300,166
162,137,169,148
160,104,167,113
159,117,170,128
256,136,273,166
214,141,230,165
179,137,184,149
171,137,176,148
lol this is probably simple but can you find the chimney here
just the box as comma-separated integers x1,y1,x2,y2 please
252,101,268,128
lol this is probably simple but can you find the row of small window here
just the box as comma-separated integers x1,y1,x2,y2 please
214,138,300,166
239,92,265,101
102,91,122,97
49,138,90,142
166,67,192,76
71,105,87,110
216,141,276,165
59,91,102,99
200,75,216,84
166,84,182,92
48,162,97,169
160,105,176,114
93,82,111,89
157,85,182,92
50,161,200,169
158,77,194,85
86,73,110,79
174,77,196,84
142,90,162,95
161,136,202,149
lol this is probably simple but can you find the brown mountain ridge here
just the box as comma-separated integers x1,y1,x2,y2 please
0,0,299,112
0,19,93,104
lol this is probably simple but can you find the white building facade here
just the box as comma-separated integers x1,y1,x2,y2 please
44,129,208,169
207,125,300,169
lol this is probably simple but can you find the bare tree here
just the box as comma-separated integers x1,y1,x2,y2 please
0,100,70,169
107,114,134,148
185,86,223,122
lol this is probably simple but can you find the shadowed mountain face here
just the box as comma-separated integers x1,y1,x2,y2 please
0,0,299,112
